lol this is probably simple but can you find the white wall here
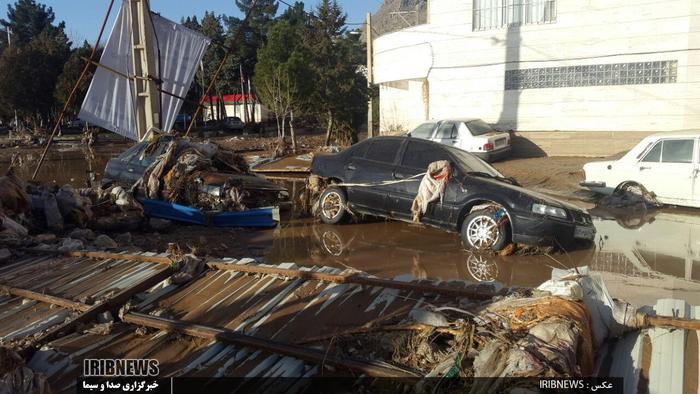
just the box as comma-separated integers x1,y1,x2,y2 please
374,0,700,134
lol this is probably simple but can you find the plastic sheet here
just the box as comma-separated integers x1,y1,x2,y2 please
79,0,210,140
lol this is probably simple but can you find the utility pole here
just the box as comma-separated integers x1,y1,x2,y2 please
240,64,249,124
127,0,161,141
6,26,10,47
366,12,375,138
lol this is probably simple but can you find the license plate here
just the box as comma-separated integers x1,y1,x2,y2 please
574,225,595,240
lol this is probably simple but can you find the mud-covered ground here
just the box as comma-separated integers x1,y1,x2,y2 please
3,133,700,308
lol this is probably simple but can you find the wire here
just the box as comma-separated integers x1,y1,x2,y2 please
275,0,367,29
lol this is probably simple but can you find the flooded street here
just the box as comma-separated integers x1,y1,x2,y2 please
5,144,700,307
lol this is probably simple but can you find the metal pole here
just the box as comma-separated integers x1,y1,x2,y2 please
185,0,260,137
366,12,374,138
31,0,116,180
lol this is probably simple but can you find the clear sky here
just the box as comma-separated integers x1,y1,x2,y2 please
0,0,382,45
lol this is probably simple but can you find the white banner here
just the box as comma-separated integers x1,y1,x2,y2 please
79,1,210,140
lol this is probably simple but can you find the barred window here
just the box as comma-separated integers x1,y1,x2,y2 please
473,0,557,31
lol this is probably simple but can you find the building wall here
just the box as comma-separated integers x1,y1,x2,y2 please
374,0,700,152
204,103,270,123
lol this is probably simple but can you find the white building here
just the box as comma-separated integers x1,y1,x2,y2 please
203,94,270,123
373,0,700,155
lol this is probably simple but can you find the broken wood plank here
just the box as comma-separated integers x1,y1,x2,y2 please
23,249,174,266
33,264,173,345
122,312,419,378
0,285,91,312
207,261,501,300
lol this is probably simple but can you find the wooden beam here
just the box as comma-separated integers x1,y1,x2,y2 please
0,285,91,312
122,312,419,378
34,266,173,345
207,261,501,300
24,249,174,266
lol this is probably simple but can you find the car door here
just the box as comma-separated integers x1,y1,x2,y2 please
388,140,457,225
345,139,402,214
636,138,696,203
431,122,458,148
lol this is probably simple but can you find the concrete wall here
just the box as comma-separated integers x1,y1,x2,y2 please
374,0,700,154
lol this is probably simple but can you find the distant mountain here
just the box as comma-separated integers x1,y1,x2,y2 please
371,0,428,37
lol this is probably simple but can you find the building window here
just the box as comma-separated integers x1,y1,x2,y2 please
504,60,678,90
473,0,557,31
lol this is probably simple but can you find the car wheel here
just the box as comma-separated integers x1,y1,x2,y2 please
460,209,510,252
318,187,348,224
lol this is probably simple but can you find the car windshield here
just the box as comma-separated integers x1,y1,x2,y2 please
466,119,495,136
444,145,504,177
409,122,436,139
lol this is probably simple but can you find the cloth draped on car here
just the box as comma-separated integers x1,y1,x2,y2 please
411,160,452,222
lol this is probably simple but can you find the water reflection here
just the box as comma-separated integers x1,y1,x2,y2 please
264,207,700,296
592,210,700,281
0,143,125,186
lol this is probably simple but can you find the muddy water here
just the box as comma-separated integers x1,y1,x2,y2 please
4,145,700,307
0,142,127,186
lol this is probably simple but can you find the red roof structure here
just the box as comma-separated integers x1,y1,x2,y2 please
203,94,259,104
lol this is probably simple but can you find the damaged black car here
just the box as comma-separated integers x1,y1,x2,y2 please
101,135,288,225
311,136,595,251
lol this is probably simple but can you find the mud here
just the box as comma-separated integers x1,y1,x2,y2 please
3,140,700,309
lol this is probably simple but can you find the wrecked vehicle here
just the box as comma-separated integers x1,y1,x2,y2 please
102,135,288,227
311,136,595,251
581,131,700,208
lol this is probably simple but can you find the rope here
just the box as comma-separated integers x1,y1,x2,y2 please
335,173,425,188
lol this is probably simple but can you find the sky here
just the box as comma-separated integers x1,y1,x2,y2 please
0,0,382,45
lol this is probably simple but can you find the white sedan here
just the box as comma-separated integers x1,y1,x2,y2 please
581,131,700,208
407,119,511,162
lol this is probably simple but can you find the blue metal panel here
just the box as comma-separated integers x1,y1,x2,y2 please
142,199,278,228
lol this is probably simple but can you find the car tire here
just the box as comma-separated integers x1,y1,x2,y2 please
318,186,348,225
460,209,510,252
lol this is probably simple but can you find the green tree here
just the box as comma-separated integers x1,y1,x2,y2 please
0,0,66,46
254,20,312,151
0,0,70,125
305,0,368,145
200,11,226,120
54,41,98,116
235,0,278,77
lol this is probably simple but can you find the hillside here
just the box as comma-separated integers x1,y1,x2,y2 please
372,0,428,37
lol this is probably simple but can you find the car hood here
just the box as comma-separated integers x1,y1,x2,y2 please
474,176,585,212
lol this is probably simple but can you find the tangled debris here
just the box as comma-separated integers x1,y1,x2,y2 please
0,348,52,394
127,136,285,212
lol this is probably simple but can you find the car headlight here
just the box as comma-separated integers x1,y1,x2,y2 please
532,203,568,219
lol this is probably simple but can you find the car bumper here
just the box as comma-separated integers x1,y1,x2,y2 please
511,213,596,247
473,146,511,162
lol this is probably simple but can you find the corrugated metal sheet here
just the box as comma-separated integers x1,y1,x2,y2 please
594,298,700,394
0,252,168,344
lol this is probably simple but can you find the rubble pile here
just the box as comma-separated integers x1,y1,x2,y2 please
0,348,52,394
134,136,279,211
309,286,595,383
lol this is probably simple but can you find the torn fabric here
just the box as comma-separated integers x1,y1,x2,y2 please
79,0,210,140
411,160,451,222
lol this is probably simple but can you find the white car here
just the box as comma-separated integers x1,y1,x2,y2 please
407,119,511,162
581,131,700,208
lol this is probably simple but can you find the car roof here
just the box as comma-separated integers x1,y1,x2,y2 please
646,130,700,139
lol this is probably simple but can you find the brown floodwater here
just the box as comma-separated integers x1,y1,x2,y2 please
3,144,700,306
0,142,128,186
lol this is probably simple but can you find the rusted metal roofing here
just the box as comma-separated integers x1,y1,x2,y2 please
0,252,169,344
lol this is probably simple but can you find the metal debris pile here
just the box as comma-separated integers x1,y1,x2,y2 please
305,288,595,383
0,348,51,394
134,136,279,211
